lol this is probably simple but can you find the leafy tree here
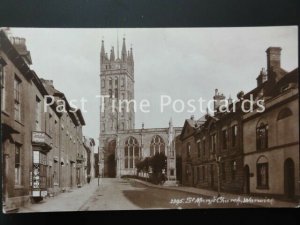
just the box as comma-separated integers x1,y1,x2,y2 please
150,152,167,174
149,152,167,184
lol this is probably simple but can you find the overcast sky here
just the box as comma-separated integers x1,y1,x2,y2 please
11,27,298,144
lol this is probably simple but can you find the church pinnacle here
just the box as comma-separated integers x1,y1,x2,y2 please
121,37,127,62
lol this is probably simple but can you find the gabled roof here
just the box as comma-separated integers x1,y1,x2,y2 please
76,109,86,126
180,116,206,141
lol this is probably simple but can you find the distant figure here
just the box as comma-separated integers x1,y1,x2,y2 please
87,175,91,184
160,173,167,185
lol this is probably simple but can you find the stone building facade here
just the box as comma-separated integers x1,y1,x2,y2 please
1,29,36,211
83,137,96,180
180,99,244,194
243,47,299,199
42,80,87,191
1,29,90,212
99,38,181,181
179,46,299,198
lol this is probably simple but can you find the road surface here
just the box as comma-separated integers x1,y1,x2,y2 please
19,178,257,212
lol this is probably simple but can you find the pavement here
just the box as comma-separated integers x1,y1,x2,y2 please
132,178,300,208
18,179,100,213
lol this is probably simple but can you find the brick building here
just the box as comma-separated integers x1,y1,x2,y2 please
1,29,90,212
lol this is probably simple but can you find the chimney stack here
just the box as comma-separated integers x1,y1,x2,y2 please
256,67,268,86
228,96,233,106
266,47,281,73
213,89,225,115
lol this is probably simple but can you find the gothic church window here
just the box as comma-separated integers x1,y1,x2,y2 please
124,137,140,169
150,135,165,156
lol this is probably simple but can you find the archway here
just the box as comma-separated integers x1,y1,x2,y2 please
284,158,295,199
244,165,250,194
105,140,116,178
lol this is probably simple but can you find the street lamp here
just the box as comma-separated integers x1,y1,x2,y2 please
140,122,144,160
214,154,222,197
98,162,101,186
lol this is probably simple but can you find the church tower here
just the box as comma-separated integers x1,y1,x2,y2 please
99,37,135,177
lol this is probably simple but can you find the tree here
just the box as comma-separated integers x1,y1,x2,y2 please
150,152,167,174
135,159,143,176
149,152,167,184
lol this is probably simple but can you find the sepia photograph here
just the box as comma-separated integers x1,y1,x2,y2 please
0,26,299,213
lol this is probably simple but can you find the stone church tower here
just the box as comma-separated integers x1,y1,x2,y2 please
99,37,135,177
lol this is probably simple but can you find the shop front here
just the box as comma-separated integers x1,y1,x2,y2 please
31,131,52,202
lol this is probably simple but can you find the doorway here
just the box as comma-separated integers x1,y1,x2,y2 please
244,165,250,194
284,158,295,199
210,164,214,188
105,140,117,178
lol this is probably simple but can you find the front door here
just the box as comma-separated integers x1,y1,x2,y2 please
210,164,214,188
244,165,250,194
284,158,295,199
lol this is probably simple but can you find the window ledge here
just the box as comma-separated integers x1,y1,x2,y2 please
15,119,24,126
14,185,24,190
1,110,10,117
256,186,269,190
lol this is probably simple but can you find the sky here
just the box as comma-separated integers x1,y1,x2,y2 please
11,26,298,145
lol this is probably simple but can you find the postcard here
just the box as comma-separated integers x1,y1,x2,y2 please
1,26,299,213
